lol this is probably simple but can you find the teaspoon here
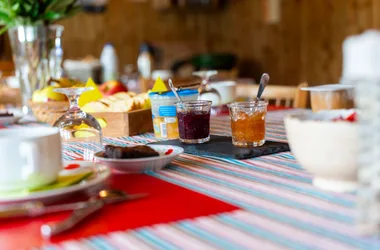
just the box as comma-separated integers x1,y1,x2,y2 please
256,73,270,101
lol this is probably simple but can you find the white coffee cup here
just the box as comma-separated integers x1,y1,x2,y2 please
210,81,237,104
0,127,63,192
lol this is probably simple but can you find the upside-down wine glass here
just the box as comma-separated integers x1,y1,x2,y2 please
53,87,103,161
192,70,221,105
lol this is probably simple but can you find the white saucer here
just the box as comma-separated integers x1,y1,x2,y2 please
0,163,111,204
94,145,184,173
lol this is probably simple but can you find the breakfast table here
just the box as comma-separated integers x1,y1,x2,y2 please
0,108,379,250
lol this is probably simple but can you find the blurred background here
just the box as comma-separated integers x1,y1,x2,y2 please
0,0,378,86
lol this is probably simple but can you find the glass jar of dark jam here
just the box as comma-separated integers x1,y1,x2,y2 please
175,100,212,144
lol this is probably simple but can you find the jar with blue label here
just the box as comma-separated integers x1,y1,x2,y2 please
149,89,199,139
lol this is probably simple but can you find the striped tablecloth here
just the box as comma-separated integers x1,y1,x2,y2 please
40,110,380,249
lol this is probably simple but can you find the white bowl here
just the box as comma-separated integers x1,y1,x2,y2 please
210,81,237,105
284,109,358,192
94,145,184,173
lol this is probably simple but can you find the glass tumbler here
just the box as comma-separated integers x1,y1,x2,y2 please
176,100,212,144
228,101,268,147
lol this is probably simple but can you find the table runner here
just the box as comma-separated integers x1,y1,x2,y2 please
3,109,380,249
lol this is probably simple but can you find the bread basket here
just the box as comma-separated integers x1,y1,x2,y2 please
28,100,69,125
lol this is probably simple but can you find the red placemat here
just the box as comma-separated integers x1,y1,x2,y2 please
0,173,238,249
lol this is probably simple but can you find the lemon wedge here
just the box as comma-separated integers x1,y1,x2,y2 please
74,131,96,138
96,118,107,128
79,78,103,107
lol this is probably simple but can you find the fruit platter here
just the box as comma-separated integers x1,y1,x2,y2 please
29,78,153,137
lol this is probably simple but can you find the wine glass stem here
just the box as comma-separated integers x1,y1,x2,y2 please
202,78,208,86
68,95,80,111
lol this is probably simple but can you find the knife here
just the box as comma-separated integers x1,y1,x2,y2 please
40,192,147,238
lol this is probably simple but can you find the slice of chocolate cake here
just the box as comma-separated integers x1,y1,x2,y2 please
0,112,13,117
103,145,159,159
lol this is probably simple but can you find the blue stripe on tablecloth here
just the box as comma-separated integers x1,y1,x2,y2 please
176,157,354,207
254,157,304,170
147,171,375,249
41,246,59,250
87,237,117,250
177,221,243,249
276,153,296,160
216,215,315,250
192,156,311,183
133,228,178,250
166,165,352,223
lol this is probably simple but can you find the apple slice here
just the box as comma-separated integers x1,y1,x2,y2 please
133,96,145,109
113,92,131,100
109,98,134,112
82,101,109,113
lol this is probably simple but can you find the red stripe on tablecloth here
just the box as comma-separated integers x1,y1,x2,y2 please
0,173,238,249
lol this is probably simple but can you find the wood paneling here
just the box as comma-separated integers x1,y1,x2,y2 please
1,0,379,86
58,0,207,71
207,0,379,85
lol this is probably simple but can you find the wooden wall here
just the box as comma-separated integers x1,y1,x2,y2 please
1,0,380,86
58,0,208,71
205,0,380,85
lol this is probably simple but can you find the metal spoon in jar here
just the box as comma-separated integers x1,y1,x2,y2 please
168,79,186,110
256,73,270,101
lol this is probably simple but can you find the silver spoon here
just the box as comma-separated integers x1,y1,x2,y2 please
168,79,186,110
40,189,148,238
256,73,270,101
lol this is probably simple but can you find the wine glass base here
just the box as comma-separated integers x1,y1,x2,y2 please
179,136,210,144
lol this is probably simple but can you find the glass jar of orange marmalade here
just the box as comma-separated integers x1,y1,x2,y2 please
227,101,268,147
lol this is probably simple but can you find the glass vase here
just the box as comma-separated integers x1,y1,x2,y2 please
8,24,64,115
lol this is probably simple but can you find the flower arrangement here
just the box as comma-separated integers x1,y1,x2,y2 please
0,0,81,34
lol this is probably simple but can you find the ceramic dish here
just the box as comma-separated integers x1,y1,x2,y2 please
0,163,110,203
284,109,357,192
301,84,354,112
94,145,184,173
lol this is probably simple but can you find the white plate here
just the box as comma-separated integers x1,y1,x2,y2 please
0,163,111,204
94,145,184,173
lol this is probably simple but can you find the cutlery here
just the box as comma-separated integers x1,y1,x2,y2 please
40,190,147,238
168,79,184,103
256,73,270,101
0,189,147,219
169,79,188,111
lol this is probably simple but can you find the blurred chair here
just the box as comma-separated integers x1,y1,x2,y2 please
0,61,14,77
236,82,308,108
0,61,20,107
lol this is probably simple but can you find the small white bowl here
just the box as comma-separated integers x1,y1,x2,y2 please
284,109,358,192
94,145,184,173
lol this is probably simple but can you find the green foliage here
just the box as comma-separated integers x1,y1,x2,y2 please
0,0,81,33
